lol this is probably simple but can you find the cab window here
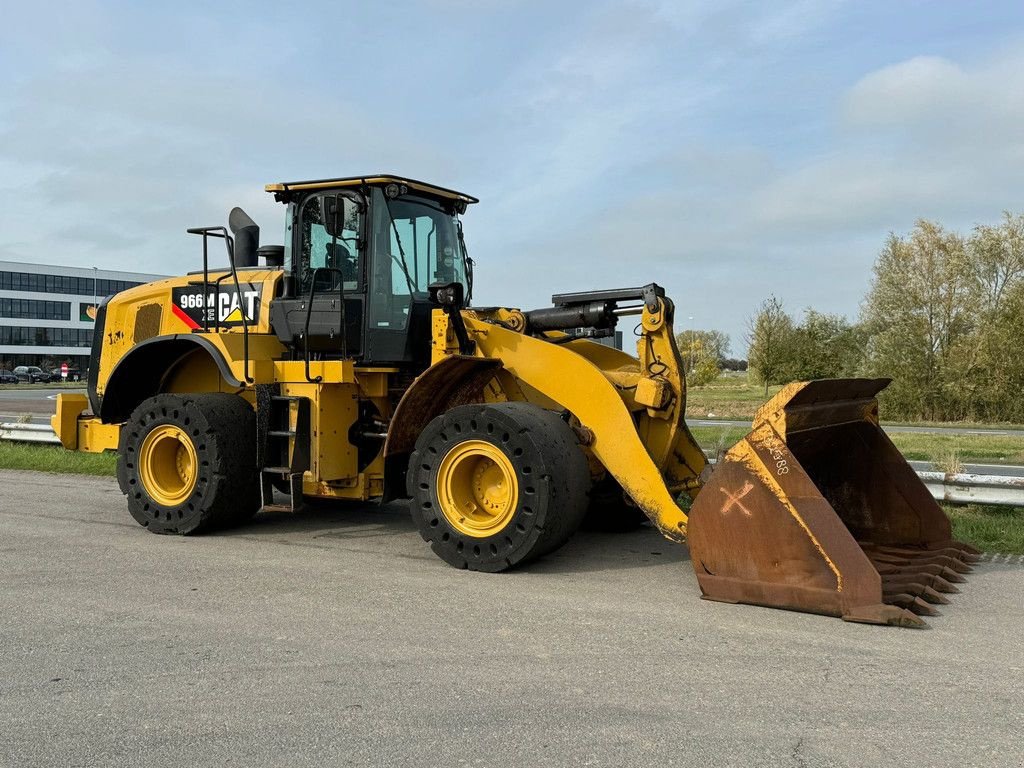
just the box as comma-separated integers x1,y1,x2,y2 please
298,194,362,293
369,189,467,330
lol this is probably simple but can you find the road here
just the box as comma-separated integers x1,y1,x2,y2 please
0,387,85,422
1,469,1022,768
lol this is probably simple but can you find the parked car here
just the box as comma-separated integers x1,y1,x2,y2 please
0,370,17,384
13,366,51,383
49,366,83,382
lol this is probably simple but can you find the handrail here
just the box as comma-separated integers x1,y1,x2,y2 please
186,226,253,383
301,267,347,384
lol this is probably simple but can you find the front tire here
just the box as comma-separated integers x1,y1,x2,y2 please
117,393,260,534
408,402,591,572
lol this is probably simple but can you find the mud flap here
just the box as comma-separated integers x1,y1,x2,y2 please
687,379,979,628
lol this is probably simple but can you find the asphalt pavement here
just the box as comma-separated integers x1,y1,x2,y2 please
0,387,85,421
1,469,1022,767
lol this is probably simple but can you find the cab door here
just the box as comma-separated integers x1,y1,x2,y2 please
270,191,365,356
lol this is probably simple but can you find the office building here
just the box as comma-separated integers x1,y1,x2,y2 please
0,260,166,374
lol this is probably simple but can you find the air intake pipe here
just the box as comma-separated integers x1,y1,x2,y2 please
228,207,260,268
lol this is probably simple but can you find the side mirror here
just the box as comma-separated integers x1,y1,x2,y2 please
320,194,360,239
321,194,339,237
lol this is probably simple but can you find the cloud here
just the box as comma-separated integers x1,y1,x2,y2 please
1,1,1022,354
843,56,971,127
475,40,1024,350
0,43,443,273
752,47,1024,236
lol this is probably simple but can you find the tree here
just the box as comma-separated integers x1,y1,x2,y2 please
862,220,978,420
746,296,794,394
675,328,730,386
784,309,864,381
962,212,1024,421
970,212,1024,313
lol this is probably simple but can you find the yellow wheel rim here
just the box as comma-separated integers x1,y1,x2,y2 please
436,440,519,538
139,424,198,506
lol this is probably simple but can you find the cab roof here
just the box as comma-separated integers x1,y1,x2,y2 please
265,175,479,204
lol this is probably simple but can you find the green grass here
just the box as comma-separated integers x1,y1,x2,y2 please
887,432,1024,464
685,373,782,419
688,425,748,456
0,442,116,476
946,505,1024,555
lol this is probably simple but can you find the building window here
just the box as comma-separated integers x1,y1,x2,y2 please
0,270,143,297
0,326,93,347
0,297,71,320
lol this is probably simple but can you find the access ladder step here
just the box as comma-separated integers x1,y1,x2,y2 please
259,471,305,513
261,503,301,514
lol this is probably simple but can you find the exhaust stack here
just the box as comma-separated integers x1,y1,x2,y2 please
228,207,260,268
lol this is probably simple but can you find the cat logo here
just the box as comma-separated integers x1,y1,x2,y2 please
222,306,247,324
171,284,262,329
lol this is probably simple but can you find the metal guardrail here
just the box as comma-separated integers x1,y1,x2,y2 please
2,422,1024,506
918,471,1024,507
0,422,60,445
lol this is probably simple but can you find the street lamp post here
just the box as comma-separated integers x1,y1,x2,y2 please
90,267,99,370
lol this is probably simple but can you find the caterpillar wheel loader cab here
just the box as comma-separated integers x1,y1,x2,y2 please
53,173,977,628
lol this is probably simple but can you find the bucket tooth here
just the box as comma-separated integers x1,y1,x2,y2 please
920,586,950,605
886,594,941,616
882,572,959,594
947,539,982,558
866,551,973,573
873,545,980,566
843,603,928,628
936,546,981,564
925,555,972,574
872,560,967,582
883,582,949,605
928,577,959,594
936,566,967,584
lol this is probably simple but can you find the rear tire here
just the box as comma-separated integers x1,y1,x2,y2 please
117,393,260,534
408,402,590,572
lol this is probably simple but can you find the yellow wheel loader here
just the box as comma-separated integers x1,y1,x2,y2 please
53,174,977,627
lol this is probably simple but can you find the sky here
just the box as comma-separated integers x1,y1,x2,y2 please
1,0,1022,354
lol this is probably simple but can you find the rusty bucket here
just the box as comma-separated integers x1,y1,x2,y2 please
687,379,979,627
